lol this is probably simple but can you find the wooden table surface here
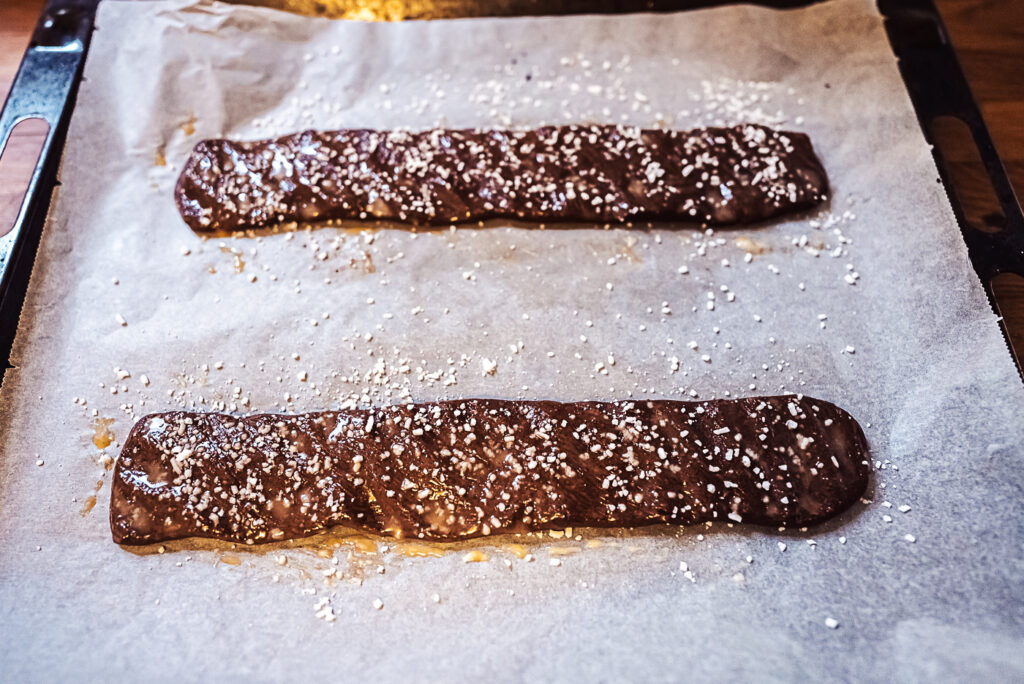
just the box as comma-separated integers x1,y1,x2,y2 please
2,0,1023,360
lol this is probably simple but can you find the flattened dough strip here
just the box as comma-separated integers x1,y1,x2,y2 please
175,124,828,232
112,396,867,545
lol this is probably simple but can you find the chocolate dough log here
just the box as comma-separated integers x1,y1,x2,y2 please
175,124,828,233
111,396,867,545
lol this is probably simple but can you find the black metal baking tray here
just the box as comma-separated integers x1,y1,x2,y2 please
2,0,1021,380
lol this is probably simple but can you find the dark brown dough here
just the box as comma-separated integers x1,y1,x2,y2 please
111,396,867,545
175,124,828,233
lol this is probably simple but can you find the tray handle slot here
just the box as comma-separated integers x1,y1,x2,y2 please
879,0,1024,377
0,0,96,370
879,0,1024,283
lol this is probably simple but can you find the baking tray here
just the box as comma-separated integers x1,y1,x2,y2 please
1,0,1022,381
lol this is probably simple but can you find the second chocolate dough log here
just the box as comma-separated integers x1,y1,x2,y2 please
111,395,867,546
175,124,829,233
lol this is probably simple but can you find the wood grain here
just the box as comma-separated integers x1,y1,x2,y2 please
1,0,1022,361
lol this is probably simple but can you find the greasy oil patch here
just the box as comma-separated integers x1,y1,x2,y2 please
735,236,770,255
92,418,115,450
219,245,245,273
80,478,104,516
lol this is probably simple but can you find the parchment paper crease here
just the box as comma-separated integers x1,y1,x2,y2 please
1,0,1023,680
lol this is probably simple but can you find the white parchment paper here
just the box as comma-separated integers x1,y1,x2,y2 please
2,0,1023,680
